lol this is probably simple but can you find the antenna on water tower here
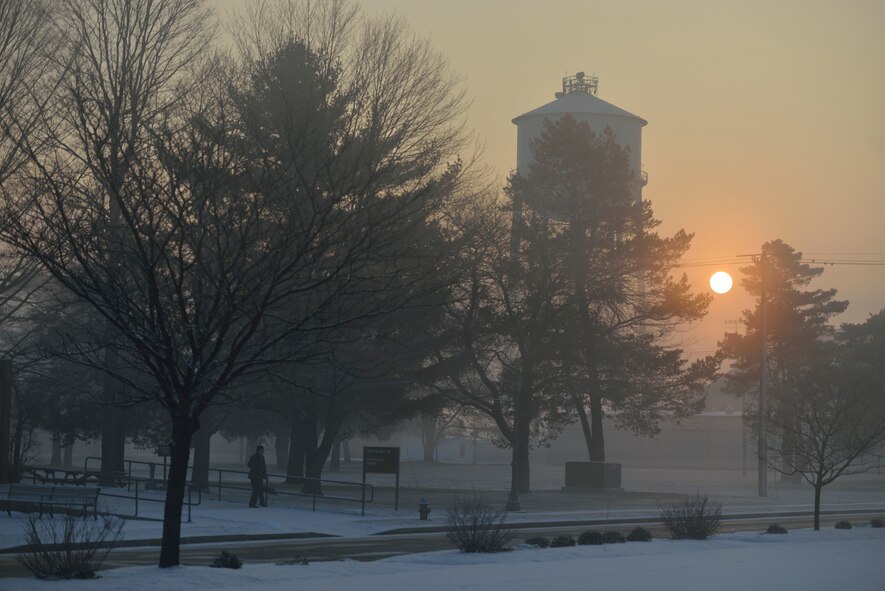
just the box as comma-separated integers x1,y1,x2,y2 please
557,71,598,98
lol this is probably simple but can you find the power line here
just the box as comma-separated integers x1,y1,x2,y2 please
800,259,885,266
802,252,885,256
675,257,885,269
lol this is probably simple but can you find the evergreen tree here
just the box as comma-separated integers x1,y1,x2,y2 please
721,239,848,400
720,240,849,478
516,115,716,463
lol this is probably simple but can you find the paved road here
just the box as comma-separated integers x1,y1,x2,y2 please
2,511,881,579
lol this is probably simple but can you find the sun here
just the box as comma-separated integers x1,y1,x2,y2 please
709,271,734,294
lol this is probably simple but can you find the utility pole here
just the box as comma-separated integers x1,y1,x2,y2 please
758,248,769,497
505,192,522,512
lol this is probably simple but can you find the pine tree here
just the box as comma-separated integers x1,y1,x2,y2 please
515,115,716,463
720,240,848,480
720,240,848,405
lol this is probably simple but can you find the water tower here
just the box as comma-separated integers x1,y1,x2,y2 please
512,72,647,202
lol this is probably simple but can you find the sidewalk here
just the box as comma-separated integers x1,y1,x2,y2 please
2,462,883,551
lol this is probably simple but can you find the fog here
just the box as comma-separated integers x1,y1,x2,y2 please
1,0,883,585
291,0,885,355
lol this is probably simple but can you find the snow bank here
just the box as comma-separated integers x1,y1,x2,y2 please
8,527,884,591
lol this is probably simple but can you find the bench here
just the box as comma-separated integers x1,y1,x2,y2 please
6,484,102,519
4,484,52,517
24,467,101,487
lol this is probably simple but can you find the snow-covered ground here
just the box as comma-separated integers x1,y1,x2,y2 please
0,501,395,550
7,527,885,590
2,489,882,552
2,465,883,551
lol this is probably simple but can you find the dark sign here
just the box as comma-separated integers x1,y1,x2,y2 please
363,446,400,474
155,445,171,457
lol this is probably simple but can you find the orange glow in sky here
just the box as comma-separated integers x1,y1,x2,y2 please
212,0,885,357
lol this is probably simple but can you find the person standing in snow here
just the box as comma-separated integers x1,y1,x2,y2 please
247,445,267,507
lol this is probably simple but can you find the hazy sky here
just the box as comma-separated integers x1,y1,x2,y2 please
214,0,885,356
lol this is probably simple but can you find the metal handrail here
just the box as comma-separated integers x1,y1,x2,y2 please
211,467,374,513
83,456,374,514
19,464,201,523
83,456,168,491
99,479,201,523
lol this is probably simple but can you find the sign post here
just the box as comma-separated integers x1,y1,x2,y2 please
0,360,12,484
148,445,171,490
362,446,400,516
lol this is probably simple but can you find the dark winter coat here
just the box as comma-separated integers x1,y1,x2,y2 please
247,452,267,480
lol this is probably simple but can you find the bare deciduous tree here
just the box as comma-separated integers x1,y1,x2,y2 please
432,188,562,494
0,0,56,184
0,0,471,568
0,0,55,347
0,252,43,350
766,343,885,530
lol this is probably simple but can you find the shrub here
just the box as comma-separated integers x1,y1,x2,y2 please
626,527,652,542
834,520,852,530
766,524,787,534
870,518,884,528
602,531,625,544
276,556,309,565
16,513,123,580
658,494,722,540
445,494,514,553
550,535,576,548
210,551,242,569
524,536,550,548
577,531,603,545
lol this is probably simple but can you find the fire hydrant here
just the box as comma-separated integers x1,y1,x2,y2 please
418,497,431,521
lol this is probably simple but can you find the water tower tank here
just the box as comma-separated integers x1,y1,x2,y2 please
512,72,647,202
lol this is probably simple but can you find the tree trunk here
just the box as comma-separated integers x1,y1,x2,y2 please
11,412,24,481
159,414,196,567
302,450,327,495
588,392,606,462
50,434,62,465
190,424,212,491
515,417,531,494
571,223,606,464
286,410,308,484
273,428,289,471
574,393,595,462
421,417,437,462
302,429,339,495
302,407,346,495
342,439,351,463
511,362,535,495
286,437,305,484
99,365,126,485
63,441,73,467
329,438,340,472
813,481,822,531
100,395,126,485
300,415,322,495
